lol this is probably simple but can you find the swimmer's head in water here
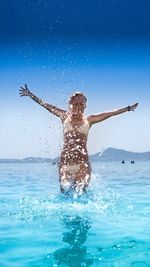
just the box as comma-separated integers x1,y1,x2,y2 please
69,92,87,114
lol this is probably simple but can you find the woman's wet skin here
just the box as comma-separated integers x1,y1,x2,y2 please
60,95,90,166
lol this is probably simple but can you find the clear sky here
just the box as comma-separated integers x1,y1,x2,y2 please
0,0,150,159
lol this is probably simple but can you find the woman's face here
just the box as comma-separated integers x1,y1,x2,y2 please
69,95,86,115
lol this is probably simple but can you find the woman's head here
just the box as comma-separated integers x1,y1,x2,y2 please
68,92,87,115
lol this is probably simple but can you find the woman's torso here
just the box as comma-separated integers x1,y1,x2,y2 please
60,115,90,166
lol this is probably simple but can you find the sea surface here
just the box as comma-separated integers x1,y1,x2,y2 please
0,162,150,267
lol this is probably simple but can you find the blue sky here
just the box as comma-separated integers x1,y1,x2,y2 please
0,0,150,158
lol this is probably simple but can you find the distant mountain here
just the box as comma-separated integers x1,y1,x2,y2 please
0,148,150,163
0,157,58,164
90,147,150,162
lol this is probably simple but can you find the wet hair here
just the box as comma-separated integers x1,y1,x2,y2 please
69,92,87,105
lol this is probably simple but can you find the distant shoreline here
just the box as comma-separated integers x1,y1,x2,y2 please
0,148,150,163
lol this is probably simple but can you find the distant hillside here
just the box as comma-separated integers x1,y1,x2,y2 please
0,148,150,163
90,147,150,162
0,157,57,164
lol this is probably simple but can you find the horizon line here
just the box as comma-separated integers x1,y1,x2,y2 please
1,147,150,160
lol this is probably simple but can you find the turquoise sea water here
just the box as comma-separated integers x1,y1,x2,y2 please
0,162,150,267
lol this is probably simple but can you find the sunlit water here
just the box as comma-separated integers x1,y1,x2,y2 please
0,162,150,267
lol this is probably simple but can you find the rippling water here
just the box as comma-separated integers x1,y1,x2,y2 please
0,162,150,267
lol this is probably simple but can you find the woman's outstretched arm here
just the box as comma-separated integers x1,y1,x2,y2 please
19,84,67,120
88,103,138,127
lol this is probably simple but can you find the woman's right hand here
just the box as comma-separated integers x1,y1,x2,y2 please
19,84,31,97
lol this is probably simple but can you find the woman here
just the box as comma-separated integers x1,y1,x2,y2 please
19,84,138,194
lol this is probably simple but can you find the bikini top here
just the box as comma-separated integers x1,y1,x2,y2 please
63,115,90,136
